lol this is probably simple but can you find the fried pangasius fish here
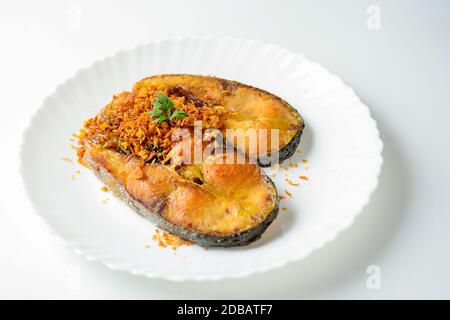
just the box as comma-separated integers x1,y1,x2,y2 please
76,74,304,247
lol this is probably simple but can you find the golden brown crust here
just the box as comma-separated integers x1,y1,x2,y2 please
84,145,277,237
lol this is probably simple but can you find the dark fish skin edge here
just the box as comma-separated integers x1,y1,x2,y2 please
221,111,305,168
83,153,280,248
220,77,306,168
257,119,305,167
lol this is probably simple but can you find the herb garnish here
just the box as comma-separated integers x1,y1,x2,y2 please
148,93,188,124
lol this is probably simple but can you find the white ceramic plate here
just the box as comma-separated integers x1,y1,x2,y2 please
21,36,382,281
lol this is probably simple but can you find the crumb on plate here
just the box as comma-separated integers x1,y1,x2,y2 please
152,229,192,250
61,157,73,163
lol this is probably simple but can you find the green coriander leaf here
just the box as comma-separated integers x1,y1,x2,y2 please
149,93,186,125
170,109,188,121
153,114,169,124
153,92,174,111
148,109,163,117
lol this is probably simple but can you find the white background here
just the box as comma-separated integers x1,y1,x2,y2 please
1,0,449,299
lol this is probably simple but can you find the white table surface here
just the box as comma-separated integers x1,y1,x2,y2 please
1,0,449,299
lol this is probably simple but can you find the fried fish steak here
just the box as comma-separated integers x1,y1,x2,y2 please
134,74,304,166
83,146,279,247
